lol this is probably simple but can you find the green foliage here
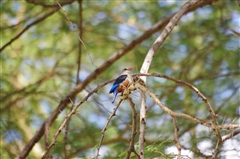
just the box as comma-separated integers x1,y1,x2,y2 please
1,1,239,159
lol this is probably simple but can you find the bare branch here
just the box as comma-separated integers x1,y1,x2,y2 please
125,98,140,159
138,91,146,158
222,128,240,141
96,100,123,159
171,116,181,159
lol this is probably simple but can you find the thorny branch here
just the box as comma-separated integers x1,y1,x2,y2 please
222,128,240,141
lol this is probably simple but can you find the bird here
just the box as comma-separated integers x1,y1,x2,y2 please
109,66,134,103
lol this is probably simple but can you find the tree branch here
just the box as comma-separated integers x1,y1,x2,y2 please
172,116,181,159
96,100,123,159
222,128,240,141
125,98,140,159
1,8,58,53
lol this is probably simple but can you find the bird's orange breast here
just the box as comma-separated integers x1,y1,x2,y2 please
117,79,130,93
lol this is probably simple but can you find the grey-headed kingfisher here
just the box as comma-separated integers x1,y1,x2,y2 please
109,67,134,103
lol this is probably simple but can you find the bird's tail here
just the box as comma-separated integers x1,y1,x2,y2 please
112,89,118,103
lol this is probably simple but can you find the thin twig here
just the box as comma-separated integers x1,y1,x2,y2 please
135,84,239,130
222,128,240,141
171,116,181,159
56,0,96,67
212,140,221,159
96,100,123,159
125,98,140,159
1,8,60,53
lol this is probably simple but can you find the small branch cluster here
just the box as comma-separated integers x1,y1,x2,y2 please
40,72,239,159
41,80,113,158
95,72,239,159
133,73,240,159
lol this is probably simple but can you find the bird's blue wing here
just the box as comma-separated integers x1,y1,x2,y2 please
109,75,127,93
109,84,119,94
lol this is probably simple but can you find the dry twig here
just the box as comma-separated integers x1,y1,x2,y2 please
95,100,123,159
125,98,140,159
171,116,181,159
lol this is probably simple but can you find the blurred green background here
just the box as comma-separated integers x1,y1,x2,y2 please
1,0,239,158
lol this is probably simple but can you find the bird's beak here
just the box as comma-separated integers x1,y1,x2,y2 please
127,66,134,71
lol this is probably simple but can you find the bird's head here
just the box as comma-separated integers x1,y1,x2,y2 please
121,66,134,74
